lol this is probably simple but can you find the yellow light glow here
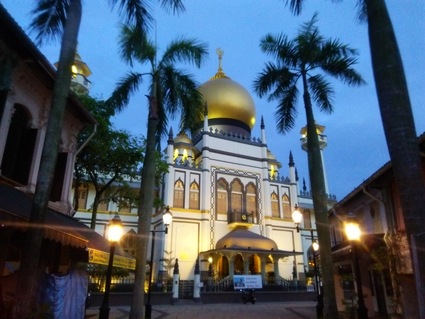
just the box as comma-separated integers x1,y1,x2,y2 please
345,220,361,241
173,149,179,159
183,149,188,159
108,215,123,242
163,206,173,226
291,205,303,224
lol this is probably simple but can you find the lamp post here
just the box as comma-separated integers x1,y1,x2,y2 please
99,214,123,319
344,214,368,319
292,204,323,318
145,206,173,319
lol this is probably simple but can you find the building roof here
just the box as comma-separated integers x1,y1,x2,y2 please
200,227,302,257
0,4,96,125
0,183,134,268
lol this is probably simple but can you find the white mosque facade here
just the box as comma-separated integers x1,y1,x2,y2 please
73,55,335,289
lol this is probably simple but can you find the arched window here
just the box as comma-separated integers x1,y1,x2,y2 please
282,193,291,219
271,192,279,218
75,185,88,210
173,179,184,208
216,179,228,213
189,181,200,210
230,179,243,213
303,209,312,229
121,229,137,257
246,183,257,221
1,104,36,185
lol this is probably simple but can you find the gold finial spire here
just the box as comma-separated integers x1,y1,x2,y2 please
217,48,223,72
210,47,229,80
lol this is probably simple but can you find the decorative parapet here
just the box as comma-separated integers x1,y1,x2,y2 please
299,190,337,202
192,128,263,146
268,174,290,184
173,158,202,170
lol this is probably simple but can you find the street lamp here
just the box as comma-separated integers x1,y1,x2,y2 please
145,206,173,319
99,214,124,319
344,214,368,319
292,204,323,318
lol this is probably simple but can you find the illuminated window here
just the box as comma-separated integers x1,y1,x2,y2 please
303,210,312,229
217,179,228,213
231,180,243,213
189,181,199,210
271,192,279,217
173,179,184,208
246,183,257,221
98,192,109,212
77,185,87,210
282,193,291,219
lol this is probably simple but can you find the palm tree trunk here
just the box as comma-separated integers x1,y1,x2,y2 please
302,74,339,318
12,1,82,317
130,95,158,319
367,1,425,317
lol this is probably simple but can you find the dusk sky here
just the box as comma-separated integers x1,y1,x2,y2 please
2,0,424,201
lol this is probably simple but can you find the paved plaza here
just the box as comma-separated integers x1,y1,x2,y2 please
85,301,317,319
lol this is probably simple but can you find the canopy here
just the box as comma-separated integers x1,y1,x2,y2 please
0,183,135,269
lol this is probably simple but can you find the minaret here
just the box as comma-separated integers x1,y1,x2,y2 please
300,123,329,194
55,49,92,95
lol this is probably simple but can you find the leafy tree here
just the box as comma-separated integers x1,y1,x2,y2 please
284,1,425,316
254,14,364,318
74,96,144,229
16,1,184,317
107,25,207,318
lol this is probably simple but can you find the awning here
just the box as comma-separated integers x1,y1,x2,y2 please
0,183,135,269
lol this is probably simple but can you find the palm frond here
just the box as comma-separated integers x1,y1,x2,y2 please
159,0,185,15
29,0,69,45
106,72,144,112
275,85,299,134
118,24,155,67
254,63,296,99
109,0,153,32
161,38,208,69
308,75,334,113
159,66,203,133
283,0,303,16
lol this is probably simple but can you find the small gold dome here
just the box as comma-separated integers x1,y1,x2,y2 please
199,77,256,130
216,228,278,250
174,132,192,145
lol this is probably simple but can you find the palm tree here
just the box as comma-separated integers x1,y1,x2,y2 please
284,1,425,317
107,25,207,318
14,1,184,317
363,2,425,316
254,14,364,319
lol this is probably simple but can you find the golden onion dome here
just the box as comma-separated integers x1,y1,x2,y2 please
198,49,256,133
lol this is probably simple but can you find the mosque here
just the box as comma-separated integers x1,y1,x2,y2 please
146,49,334,290
74,50,335,293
